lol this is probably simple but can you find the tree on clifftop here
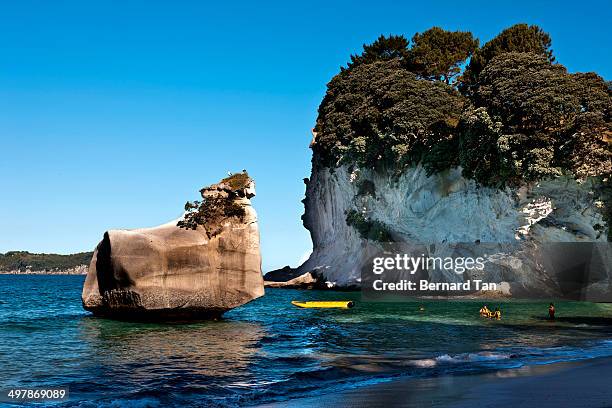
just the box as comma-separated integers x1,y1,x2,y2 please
317,24,610,189
407,27,478,84
314,59,466,170
460,52,611,185
461,24,554,92
344,34,409,70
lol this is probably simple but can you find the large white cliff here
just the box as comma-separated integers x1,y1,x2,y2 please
289,162,611,300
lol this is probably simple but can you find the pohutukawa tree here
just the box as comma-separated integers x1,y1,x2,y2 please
460,52,611,186
344,34,410,71
460,23,555,93
406,27,478,84
314,59,466,171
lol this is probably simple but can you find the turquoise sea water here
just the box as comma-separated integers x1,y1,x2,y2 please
1,275,612,407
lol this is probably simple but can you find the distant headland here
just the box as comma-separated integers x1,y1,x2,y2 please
0,251,91,274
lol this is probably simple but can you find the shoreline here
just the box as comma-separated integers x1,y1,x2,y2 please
259,356,612,408
0,270,87,275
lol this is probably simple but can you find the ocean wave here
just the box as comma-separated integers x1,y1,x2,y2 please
70,396,163,408
403,351,515,371
435,351,514,364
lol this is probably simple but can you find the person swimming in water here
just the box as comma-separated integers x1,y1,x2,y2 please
479,305,490,317
549,303,555,320
493,307,502,320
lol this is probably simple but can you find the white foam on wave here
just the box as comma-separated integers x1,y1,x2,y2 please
408,351,511,369
409,358,438,368
435,351,511,364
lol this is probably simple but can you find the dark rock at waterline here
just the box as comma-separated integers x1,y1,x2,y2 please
263,265,305,282
82,175,264,320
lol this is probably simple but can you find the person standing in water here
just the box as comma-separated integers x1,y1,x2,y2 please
549,303,556,320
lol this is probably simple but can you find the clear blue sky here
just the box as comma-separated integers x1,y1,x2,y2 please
1,0,610,271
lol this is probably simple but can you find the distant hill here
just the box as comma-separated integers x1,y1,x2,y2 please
0,251,93,273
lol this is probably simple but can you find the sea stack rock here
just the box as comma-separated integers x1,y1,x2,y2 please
82,172,264,319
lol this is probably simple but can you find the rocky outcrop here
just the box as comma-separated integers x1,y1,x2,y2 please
284,160,612,300
264,270,320,289
82,174,264,319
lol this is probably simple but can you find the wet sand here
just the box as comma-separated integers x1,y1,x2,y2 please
261,357,612,407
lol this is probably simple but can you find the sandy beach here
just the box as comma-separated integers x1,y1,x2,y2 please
262,357,612,408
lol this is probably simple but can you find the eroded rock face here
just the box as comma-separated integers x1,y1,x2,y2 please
286,162,612,300
82,174,264,319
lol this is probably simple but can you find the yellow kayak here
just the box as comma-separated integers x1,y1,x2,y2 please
291,300,355,309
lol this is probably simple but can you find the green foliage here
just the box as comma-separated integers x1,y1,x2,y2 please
345,210,392,242
356,179,376,197
562,112,612,179
178,196,246,236
220,172,251,190
407,27,478,84
462,23,554,91
0,251,93,272
457,107,531,186
474,53,570,131
314,59,465,169
345,34,410,70
318,32,610,186
421,135,460,176
463,52,611,185
178,174,250,236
